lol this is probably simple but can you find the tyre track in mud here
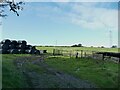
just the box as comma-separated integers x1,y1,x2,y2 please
14,55,98,88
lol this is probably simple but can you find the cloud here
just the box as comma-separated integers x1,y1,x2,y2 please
68,3,118,30
27,2,118,31
45,2,118,31
15,0,119,2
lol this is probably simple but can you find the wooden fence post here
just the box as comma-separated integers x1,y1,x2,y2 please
53,49,55,56
84,52,86,58
92,51,94,58
81,50,83,58
69,51,71,58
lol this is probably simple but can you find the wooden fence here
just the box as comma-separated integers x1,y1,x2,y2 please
52,49,120,63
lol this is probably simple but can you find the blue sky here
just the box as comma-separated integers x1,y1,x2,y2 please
1,1,118,47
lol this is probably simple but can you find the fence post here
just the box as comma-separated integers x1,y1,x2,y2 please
84,52,86,58
92,51,94,58
81,50,83,58
53,49,55,56
76,52,78,59
69,51,71,58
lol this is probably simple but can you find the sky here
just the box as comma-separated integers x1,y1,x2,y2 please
0,0,119,47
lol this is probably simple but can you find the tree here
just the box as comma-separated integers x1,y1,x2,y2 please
111,45,117,48
71,43,83,47
101,46,104,48
0,0,25,17
71,44,78,47
78,43,82,47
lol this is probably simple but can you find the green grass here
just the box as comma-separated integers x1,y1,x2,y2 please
0,54,2,89
24,61,47,74
45,56,118,88
2,54,29,88
1,50,119,88
36,46,118,54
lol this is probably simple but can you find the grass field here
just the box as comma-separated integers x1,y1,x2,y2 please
2,54,29,88
1,46,119,88
45,56,118,88
36,46,118,54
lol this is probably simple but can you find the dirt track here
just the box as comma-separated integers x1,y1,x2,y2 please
14,55,97,88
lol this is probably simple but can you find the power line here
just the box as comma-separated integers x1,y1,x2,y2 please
109,30,112,48
100,21,113,48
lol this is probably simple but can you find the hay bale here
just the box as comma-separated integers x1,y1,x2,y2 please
9,49,19,54
1,49,9,54
25,49,36,54
9,44,17,49
0,49,2,54
1,39,11,45
0,44,9,50
31,49,36,54
35,50,40,55
17,40,23,44
25,49,31,54
0,44,2,49
17,44,26,49
32,46,36,50
25,45,32,49
18,49,25,54
18,40,27,45
11,40,18,46
22,40,27,45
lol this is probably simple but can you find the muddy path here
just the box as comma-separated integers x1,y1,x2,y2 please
14,55,98,88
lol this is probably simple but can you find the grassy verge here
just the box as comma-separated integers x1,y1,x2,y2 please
2,54,30,88
45,56,118,88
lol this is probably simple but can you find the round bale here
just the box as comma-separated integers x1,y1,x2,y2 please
22,40,27,45
2,49,9,54
0,44,9,50
32,46,36,50
18,49,25,54
17,44,26,49
1,39,11,45
26,45,32,49
25,49,32,54
9,49,19,54
31,49,36,54
18,40,27,45
35,50,40,55
0,49,2,54
9,44,17,49
11,40,18,46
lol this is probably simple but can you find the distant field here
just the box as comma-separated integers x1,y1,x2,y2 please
36,46,118,53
